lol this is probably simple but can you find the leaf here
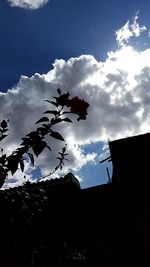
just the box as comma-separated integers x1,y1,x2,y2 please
7,155,19,175
0,154,6,164
43,110,58,115
35,117,49,124
56,92,70,106
26,131,37,138
62,117,73,123
51,118,62,125
58,152,68,156
57,157,62,161
46,144,51,151
1,129,8,133
57,88,61,95
0,135,7,142
27,153,34,166
37,127,48,135
44,100,58,107
50,131,65,141
1,120,7,129
17,147,27,156
32,141,47,157
19,158,24,172
62,111,72,115
26,132,42,144
20,137,33,147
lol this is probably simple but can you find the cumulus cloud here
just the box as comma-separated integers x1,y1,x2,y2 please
7,0,49,9
1,13,150,188
115,12,147,46
0,71,97,187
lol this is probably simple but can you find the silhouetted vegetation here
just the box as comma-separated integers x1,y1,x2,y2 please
0,89,89,188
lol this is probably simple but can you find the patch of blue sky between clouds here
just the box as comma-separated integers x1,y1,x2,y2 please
74,141,112,188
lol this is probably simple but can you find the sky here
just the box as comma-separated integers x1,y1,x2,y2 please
1,0,150,189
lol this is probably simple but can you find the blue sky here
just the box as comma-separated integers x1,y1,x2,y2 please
1,0,149,91
1,0,150,188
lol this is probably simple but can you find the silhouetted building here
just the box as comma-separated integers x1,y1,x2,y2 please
109,132,150,196
110,132,150,266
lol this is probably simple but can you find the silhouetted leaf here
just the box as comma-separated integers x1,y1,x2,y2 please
46,144,51,151
53,96,58,100
58,152,68,156
19,158,24,172
17,147,27,157
35,117,49,124
1,129,8,133
32,141,47,157
56,92,70,106
0,154,6,164
43,110,58,116
57,157,62,160
0,135,7,141
27,153,34,165
37,127,48,135
7,155,19,175
62,111,72,114
26,132,42,144
51,118,63,125
44,100,58,107
57,88,61,95
26,131,37,138
62,117,73,123
0,170,6,188
20,137,33,147
60,165,63,170
50,131,65,141
1,120,7,129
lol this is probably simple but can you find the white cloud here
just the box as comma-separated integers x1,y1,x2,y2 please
115,12,147,47
2,160,36,189
7,0,49,9
2,13,150,188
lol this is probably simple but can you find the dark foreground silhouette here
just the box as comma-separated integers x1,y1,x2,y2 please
1,132,150,266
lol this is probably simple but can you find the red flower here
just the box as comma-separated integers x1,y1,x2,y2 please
67,96,89,121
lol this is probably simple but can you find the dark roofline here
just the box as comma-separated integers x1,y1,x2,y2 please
1,172,80,193
109,131,150,145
